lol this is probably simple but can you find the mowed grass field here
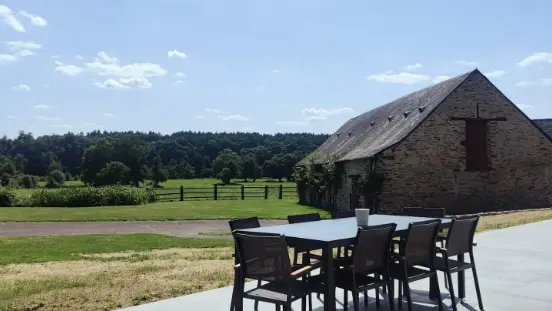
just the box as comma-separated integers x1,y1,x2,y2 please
1,209,552,311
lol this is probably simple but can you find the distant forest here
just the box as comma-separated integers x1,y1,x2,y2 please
0,131,329,187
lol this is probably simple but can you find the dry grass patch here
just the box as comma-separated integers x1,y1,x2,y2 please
476,208,552,231
0,247,234,311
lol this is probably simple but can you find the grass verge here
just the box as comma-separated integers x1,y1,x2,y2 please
0,200,329,222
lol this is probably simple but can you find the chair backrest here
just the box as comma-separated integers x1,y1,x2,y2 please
287,213,321,224
353,223,397,276
402,207,445,218
229,217,261,231
332,210,356,219
445,215,479,256
233,231,292,284
403,219,441,267
229,217,261,264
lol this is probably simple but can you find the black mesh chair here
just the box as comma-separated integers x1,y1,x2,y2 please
287,213,324,266
390,219,444,311
433,215,484,311
332,210,356,259
229,217,261,311
334,223,397,311
232,231,318,311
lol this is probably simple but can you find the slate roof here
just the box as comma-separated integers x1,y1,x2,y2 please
532,119,552,139
299,70,476,164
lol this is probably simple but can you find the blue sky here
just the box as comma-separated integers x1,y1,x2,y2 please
1,0,552,138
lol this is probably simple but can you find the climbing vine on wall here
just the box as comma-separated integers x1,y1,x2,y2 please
293,152,340,195
358,155,384,209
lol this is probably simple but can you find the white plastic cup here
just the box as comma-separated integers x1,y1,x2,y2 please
355,208,370,226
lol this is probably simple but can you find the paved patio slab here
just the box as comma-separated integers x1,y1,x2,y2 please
119,219,552,311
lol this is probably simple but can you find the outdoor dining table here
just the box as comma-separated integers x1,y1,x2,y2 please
242,214,457,311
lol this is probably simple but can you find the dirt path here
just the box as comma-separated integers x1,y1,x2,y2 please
0,220,287,237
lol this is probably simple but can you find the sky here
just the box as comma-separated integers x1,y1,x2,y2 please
1,0,552,138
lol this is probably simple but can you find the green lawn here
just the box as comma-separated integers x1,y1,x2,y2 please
0,200,328,222
0,234,233,265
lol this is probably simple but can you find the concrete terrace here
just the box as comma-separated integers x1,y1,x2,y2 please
120,219,552,311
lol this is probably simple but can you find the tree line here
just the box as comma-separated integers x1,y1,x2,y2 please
0,130,329,187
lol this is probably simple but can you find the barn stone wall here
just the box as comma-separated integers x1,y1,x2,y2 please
370,72,552,214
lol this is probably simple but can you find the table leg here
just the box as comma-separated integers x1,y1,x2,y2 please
458,253,465,300
323,245,335,311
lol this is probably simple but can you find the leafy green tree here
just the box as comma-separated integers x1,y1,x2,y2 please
13,154,28,173
48,160,63,173
241,156,256,182
219,168,232,185
179,162,195,179
81,138,115,185
0,161,16,177
151,155,168,187
254,165,263,182
19,175,38,188
46,170,66,188
95,161,130,186
214,149,243,183
201,167,214,178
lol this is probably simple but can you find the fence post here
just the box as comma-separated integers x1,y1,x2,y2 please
278,185,283,200
264,186,269,200
241,185,245,200
214,184,218,200
180,186,184,201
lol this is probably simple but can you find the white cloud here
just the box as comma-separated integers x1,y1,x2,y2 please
34,104,50,109
433,76,451,83
367,72,431,85
404,63,422,71
168,49,187,59
120,77,152,89
172,80,183,86
7,115,15,119
84,61,167,78
94,79,128,89
12,84,31,91
204,108,223,114
50,124,72,129
271,69,281,73
103,112,115,118
516,104,535,110
17,49,36,57
96,51,119,63
19,10,47,27
517,52,552,68
75,55,83,60
484,70,506,78
195,115,205,119
516,78,552,87
456,60,477,67
302,107,354,117
218,114,248,121
54,61,83,76
0,54,18,64
6,40,42,51
95,77,152,89
0,5,25,32
276,121,309,127
174,72,186,77
35,116,61,122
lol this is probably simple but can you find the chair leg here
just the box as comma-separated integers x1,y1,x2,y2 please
344,290,349,311
276,305,281,311
364,290,368,307
293,250,299,265
470,252,485,311
387,282,395,311
352,291,360,311
376,287,380,307
283,303,291,311
398,280,403,309
444,260,457,311
431,273,444,311
403,281,413,311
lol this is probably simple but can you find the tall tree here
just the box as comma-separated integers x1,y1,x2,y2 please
214,149,243,184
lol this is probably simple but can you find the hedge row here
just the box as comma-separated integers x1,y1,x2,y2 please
0,186,155,207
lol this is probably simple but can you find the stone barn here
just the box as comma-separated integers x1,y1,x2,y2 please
298,69,552,214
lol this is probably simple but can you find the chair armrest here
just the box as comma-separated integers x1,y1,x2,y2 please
390,253,405,262
436,246,447,253
291,265,315,278
234,263,240,269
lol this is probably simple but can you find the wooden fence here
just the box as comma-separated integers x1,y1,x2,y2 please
151,185,297,202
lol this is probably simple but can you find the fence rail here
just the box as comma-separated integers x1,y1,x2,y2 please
150,185,297,202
